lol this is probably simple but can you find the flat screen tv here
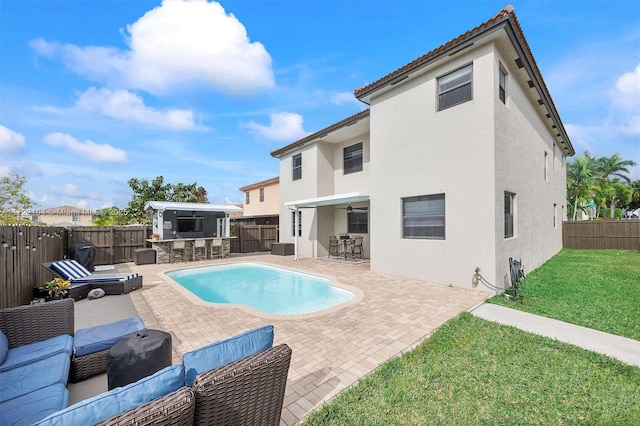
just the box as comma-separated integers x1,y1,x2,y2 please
177,217,203,233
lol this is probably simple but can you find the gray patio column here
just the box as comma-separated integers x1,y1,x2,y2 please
294,207,299,260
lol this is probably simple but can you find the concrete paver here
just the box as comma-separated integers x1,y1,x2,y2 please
120,254,488,425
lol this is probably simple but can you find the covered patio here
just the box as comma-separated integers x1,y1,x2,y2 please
285,192,370,261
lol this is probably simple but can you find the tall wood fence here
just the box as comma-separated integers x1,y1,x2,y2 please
563,220,640,250
1,225,66,309
67,226,151,265
230,225,279,253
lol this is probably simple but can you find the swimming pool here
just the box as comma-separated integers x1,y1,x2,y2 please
166,263,354,315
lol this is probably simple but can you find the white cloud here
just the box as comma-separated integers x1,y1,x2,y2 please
43,132,128,162
31,0,274,96
76,87,198,130
613,64,640,111
0,124,26,153
49,183,81,197
330,91,360,106
246,112,308,141
0,165,12,177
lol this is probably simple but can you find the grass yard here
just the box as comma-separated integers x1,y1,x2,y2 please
303,313,640,425
488,249,640,341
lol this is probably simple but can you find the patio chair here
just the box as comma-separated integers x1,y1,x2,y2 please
350,235,364,260
42,260,143,300
328,235,340,258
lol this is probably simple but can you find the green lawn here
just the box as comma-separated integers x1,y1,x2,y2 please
302,249,640,425
303,313,640,425
488,249,640,341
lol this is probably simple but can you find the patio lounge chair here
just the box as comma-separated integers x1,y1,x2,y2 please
42,260,143,301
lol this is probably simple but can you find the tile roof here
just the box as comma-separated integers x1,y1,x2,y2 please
270,108,370,158
239,176,279,192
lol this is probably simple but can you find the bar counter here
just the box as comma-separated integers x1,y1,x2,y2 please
147,237,233,264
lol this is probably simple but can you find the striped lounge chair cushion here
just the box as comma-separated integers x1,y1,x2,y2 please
51,260,139,283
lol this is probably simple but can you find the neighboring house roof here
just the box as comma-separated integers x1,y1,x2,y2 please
270,109,370,158
144,201,244,213
271,5,574,159
239,177,279,192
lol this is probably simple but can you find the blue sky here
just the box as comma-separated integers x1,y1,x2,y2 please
1,0,638,211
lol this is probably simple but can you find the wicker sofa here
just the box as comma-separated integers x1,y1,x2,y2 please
0,298,292,426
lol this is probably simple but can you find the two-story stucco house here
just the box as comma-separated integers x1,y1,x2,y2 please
271,6,575,292
238,177,280,225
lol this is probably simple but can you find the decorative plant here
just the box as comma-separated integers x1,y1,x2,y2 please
40,277,71,299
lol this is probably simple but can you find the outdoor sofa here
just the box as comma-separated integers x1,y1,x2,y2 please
0,298,292,425
42,259,143,301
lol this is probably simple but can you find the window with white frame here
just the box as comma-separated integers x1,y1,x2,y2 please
402,194,445,239
344,142,363,175
292,154,302,181
499,66,507,104
505,192,515,238
291,211,302,237
438,64,473,111
260,188,264,202
348,207,368,233
245,191,250,205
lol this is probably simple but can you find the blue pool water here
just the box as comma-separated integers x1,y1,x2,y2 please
166,263,354,315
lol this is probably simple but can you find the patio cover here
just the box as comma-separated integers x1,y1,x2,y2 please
144,201,243,213
285,192,370,259
285,192,370,209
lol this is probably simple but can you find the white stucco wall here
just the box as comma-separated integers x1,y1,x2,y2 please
493,46,565,288
369,44,498,290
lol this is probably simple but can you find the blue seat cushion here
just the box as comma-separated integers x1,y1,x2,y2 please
0,383,68,426
0,334,73,373
183,325,274,387
34,364,185,425
74,317,145,357
0,352,70,402
0,330,7,365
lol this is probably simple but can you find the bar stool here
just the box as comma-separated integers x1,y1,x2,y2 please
210,238,224,259
170,240,187,263
193,239,207,261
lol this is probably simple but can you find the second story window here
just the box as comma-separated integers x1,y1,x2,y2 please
260,188,264,202
344,142,363,175
499,67,507,104
245,191,250,204
438,64,473,111
292,154,302,181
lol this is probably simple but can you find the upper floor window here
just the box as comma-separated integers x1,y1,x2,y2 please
499,67,507,104
402,194,445,239
245,191,250,205
438,64,473,111
344,142,363,175
348,207,368,233
259,188,264,202
505,192,515,238
292,154,302,181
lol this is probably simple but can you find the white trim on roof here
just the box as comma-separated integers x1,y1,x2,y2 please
285,192,370,209
144,201,244,213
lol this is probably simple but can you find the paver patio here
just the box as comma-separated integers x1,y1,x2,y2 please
117,254,488,425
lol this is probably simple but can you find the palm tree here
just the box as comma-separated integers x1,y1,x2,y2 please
596,154,637,217
567,153,598,221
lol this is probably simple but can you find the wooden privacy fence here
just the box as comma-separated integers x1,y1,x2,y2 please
1,225,66,309
67,226,151,265
230,225,279,253
563,220,640,250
